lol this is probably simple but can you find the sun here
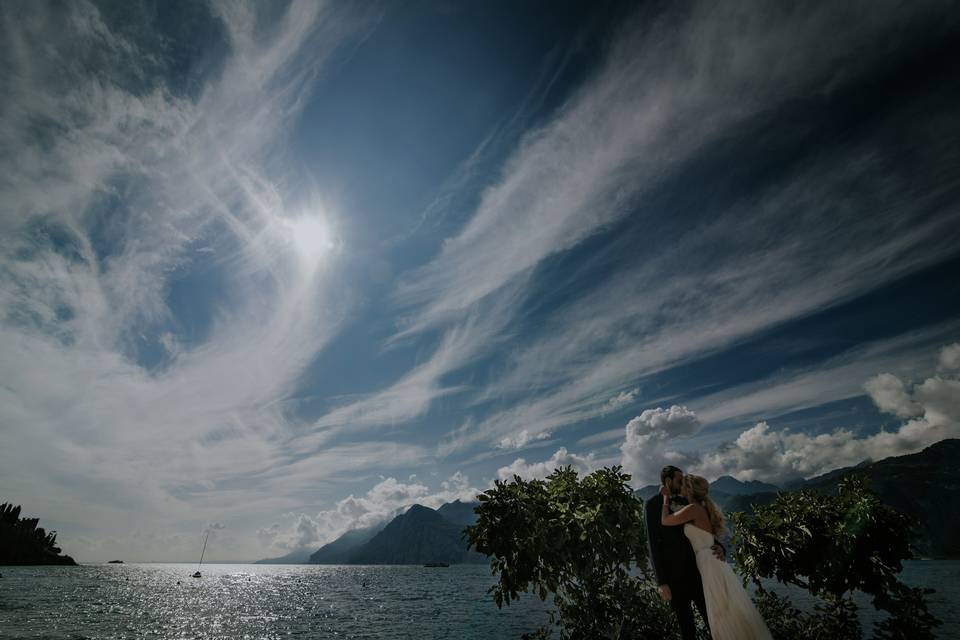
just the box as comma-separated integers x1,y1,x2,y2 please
286,215,335,260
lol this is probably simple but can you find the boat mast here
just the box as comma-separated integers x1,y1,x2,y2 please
197,530,209,571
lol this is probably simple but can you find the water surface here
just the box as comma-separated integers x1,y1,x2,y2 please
1,561,956,639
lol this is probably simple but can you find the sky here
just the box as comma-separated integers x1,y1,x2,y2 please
1,0,959,563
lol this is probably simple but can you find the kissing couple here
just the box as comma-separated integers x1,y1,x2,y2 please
645,465,772,640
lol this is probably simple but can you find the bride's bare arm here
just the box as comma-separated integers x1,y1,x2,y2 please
661,502,697,526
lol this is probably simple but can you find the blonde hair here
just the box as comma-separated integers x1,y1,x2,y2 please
683,474,725,536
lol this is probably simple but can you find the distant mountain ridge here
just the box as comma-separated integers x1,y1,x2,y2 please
630,443,959,557
349,503,485,565
254,547,315,564
721,439,960,558
710,475,779,495
262,440,960,564
255,500,484,565
634,474,776,504
436,499,481,527
309,522,386,564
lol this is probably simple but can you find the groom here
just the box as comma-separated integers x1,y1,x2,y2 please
645,465,723,640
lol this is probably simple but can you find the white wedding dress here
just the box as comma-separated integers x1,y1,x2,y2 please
684,523,773,640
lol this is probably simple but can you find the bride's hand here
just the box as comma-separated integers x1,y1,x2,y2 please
659,485,670,499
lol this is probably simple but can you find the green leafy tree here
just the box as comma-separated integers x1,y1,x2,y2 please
466,466,680,639
730,476,940,640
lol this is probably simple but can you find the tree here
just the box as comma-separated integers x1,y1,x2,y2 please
0,502,76,565
730,477,940,640
465,466,681,639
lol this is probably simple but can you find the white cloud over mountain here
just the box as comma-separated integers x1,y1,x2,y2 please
619,406,702,484
693,345,960,483
496,447,596,482
257,472,481,554
615,345,960,485
864,373,924,418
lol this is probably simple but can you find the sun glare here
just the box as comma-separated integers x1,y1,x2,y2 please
286,215,335,261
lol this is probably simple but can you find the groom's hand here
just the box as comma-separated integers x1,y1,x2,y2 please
658,584,672,602
711,544,725,561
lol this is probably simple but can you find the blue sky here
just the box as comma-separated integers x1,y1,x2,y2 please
2,0,959,562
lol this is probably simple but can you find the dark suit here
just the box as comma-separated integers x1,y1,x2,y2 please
645,494,709,640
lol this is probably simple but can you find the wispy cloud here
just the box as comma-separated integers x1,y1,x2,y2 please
332,0,960,458
497,429,553,450
689,322,960,427
0,0,379,560
309,278,525,433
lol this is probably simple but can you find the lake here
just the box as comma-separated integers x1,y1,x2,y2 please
1,560,956,639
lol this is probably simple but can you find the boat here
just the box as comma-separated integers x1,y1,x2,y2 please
423,562,449,567
191,529,210,578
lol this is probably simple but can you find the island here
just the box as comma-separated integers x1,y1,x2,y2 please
1,502,77,565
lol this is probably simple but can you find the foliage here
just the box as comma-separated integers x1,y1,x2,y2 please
730,476,940,640
466,471,939,640
466,466,678,639
751,588,860,640
0,502,76,565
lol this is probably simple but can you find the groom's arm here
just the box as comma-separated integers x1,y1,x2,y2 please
644,496,667,585
712,537,726,561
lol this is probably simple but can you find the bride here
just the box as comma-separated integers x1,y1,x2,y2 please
660,474,773,640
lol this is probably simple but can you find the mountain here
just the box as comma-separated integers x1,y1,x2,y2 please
710,475,780,496
0,502,76,565
783,459,872,491
635,485,661,501
255,547,314,564
634,474,777,504
722,439,960,558
435,500,480,528
799,439,960,558
720,491,781,515
348,504,486,565
309,523,386,564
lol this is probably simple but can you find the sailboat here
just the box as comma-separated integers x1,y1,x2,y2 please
192,529,209,578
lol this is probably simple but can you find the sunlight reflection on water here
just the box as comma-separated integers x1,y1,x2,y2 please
1,561,956,639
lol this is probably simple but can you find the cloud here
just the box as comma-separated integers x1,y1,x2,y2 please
497,429,552,450
409,0,959,458
496,447,597,481
692,352,960,483
603,388,640,414
311,278,525,435
619,406,702,484
395,1,933,334
0,0,379,561
939,342,960,370
257,472,483,554
864,373,923,418
691,324,958,426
